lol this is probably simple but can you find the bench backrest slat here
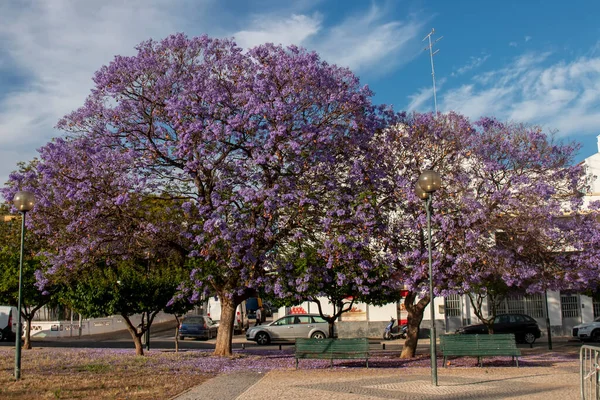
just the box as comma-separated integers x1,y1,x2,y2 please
440,334,519,352
295,338,369,353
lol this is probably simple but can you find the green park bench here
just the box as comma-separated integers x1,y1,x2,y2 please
295,337,369,369
440,333,521,367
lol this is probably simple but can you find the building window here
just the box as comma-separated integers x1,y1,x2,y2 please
594,299,600,319
444,294,461,317
561,294,580,318
496,294,543,318
505,295,525,314
524,293,544,318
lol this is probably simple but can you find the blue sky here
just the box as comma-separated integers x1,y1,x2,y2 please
0,0,599,186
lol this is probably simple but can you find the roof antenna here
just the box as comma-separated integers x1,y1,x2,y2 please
423,29,443,114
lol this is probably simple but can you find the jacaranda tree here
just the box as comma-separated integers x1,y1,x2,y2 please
268,172,401,338
437,118,600,334
374,112,600,357
4,33,390,356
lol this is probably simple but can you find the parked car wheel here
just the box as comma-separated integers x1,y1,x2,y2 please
592,329,600,342
523,332,536,344
0,331,4,342
311,331,326,339
179,336,185,341
256,331,271,345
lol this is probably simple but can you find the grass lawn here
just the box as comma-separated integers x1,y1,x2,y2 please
0,348,214,399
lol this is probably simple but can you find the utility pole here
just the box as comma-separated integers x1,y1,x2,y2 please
423,28,442,114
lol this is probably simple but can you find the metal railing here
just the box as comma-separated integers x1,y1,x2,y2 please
580,345,600,399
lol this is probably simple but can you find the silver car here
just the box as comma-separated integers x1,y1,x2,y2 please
246,314,331,345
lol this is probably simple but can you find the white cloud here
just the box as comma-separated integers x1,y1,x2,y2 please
525,36,532,42
233,4,426,73
452,54,490,76
437,51,600,138
509,41,518,47
442,85,513,119
407,77,446,112
311,4,425,72
0,0,203,186
591,41,600,56
407,87,433,112
233,13,322,49
0,1,420,189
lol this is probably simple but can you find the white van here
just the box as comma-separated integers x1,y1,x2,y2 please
0,306,19,341
206,297,249,333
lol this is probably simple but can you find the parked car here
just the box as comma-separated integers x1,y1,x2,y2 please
0,305,19,342
246,314,332,345
455,313,541,344
573,317,600,341
179,316,218,340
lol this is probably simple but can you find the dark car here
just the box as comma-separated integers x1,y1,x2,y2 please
455,313,541,344
179,316,218,340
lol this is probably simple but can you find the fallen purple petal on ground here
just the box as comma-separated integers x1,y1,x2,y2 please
1,347,577,376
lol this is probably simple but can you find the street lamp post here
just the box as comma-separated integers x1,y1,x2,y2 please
544,290,552,350
13,191,35,380
416,170,441,386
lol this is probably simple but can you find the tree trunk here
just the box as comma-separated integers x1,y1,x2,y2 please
121,313,145,356
23,315,33,350
132,333,144,355
328,321,335,338
22,305,43,350
400,291,429,359
214,295,236,356
311,297,353,339
467,293,495,334
174,315,181,353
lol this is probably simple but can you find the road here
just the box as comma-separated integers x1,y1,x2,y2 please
0,320,585,354
0,321,427,352
0,320,290,351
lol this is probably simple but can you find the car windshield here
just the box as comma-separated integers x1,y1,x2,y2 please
183,317,204,324
523,315,536,323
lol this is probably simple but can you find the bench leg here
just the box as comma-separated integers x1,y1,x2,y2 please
516,357,519,368
366,357,368,369
443,356,447,367
478,356,482,367
330,358,333,369
295,358,298,369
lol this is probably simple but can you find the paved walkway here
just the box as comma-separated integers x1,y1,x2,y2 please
174,363,580,400
171,337,584,400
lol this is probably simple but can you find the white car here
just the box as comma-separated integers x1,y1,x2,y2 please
0,305,19,342
245,314,331,345
573,317,600,341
